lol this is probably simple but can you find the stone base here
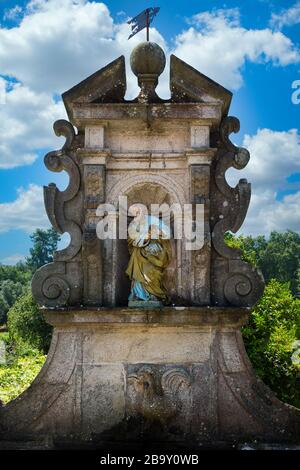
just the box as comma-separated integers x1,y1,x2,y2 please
0,307,299,449
128,299,162,309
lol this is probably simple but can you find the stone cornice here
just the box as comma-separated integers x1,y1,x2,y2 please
77,148,217,167
70,102,223,128
42,306,250,328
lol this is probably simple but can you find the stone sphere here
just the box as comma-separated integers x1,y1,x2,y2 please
130,42,166,77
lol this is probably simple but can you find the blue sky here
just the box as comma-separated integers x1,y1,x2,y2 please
1,0,300,264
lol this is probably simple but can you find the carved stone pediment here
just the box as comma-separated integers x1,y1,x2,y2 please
170,55,232,115
62,56,126,120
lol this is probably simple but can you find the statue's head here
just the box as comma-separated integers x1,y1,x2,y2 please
128,203,148,219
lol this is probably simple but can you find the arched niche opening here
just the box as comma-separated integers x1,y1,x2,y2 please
107,181,183,307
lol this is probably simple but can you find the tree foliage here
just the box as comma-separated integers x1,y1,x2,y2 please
0,228,60,325
0,280,25,324
0,265,31,325
243,279,300,408
0,353,46,405
26,228,60,272
7,292,52,355
225,230,300,296
0,263,31,285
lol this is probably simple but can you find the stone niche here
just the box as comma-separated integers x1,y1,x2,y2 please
0,42,299,449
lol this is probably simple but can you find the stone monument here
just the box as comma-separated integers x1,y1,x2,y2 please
0,42,299,449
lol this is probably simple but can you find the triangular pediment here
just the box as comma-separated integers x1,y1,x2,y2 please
62,53,232,121
170,55,232,115
62,56,126,119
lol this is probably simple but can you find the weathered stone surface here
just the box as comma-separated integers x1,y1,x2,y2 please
84,125,105,149
170,54,232,115
62,55,126,120
191,125,210,148
82,227,103,306
0,308,298,447
71,103,223,128
130,42,166,76
130,42,166,103
210,117,265,307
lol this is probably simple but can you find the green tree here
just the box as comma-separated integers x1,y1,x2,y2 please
257,231,300,294
0,280,25,324
0,261,32,325
243,279,300,408
225,232,261,266
225,230,300,296
0,263,31,285
26,228,60,272
7,292,52,355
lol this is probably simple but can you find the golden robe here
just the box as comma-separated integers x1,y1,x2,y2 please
126,237,171,302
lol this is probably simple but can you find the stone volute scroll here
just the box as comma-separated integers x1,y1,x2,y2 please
210,116,265,307
1,38,299,450
31,119,83,307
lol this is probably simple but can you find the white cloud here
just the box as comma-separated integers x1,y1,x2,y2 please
172,9,300,89
270,1,300,29
1,3,297,97
0,81,65,168
0,184,49,233
0,0,166,96
227,129,300,235
0,3,298,170
245,190,300,236
0,0,167,169
0,253,25,265
240,128,300,189
0,77,6,105
3,5,23,22
0,2,300,237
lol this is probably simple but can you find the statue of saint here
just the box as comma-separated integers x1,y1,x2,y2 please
126,207,171,305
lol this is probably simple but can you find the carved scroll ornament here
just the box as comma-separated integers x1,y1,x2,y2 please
32,120,83,307
211,117,265,307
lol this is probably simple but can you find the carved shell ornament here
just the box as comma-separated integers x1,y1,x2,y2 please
127,366,192,423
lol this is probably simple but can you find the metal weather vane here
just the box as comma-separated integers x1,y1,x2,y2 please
127,7,160,41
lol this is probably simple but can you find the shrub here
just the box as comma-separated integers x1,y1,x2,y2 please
243,279,300,408
0,280,26,325
7,292,52,355
0,354,46,404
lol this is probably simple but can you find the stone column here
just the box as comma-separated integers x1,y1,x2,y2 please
80,126,107,305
